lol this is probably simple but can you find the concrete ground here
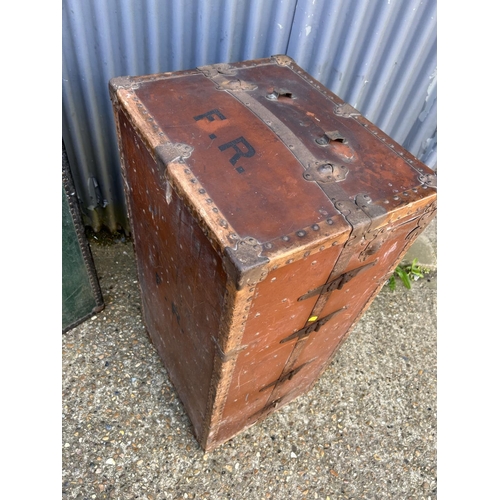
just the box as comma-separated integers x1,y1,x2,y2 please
62,218,437,500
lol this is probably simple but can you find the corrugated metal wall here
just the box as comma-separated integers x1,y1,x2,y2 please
62,0,437,233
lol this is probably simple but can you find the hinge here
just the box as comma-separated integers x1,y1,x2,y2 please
298,260,377,302
279,307,346,343
405,201,437,243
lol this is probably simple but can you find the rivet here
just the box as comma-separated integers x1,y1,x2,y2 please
212,207,219,212
282,236,290,241
206,199,213,204
393,196,400,200
265,243,272,249
190,178,197,183
184,169,190,174
297,230,306,237
383,200,389,204
312,224,319,231
332,241,338,246
199,188,206,194
304,251,310,258
319,246,325,251
413,188,418,192
326,219,333,225
220,220,228,228
403,191,409,196
286,259,293,264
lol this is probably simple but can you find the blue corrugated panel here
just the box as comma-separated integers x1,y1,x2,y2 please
288,0,437,168
63,0,436,233
62,0,296,232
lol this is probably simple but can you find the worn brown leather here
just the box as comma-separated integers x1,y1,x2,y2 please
109,55,437,451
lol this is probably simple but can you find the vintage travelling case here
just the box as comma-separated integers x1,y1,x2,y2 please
109,55,437,451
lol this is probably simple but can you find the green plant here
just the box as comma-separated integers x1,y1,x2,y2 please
387,258,429,291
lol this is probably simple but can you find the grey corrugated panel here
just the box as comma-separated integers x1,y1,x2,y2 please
287,0,437,170
63,0,436,233
62,0,296,232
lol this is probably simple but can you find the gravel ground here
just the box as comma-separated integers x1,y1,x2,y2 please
62,234,437,500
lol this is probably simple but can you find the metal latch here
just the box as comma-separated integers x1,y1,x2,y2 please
280,307,346,343
249,397,285,420
303,162,349,183
259,358,317,392
298,260,378,302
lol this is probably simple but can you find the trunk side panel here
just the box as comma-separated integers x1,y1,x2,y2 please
118,112,227,436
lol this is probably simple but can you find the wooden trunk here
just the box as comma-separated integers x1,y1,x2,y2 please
109,55,437,451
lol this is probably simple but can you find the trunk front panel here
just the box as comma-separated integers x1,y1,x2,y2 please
215,241,346,443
